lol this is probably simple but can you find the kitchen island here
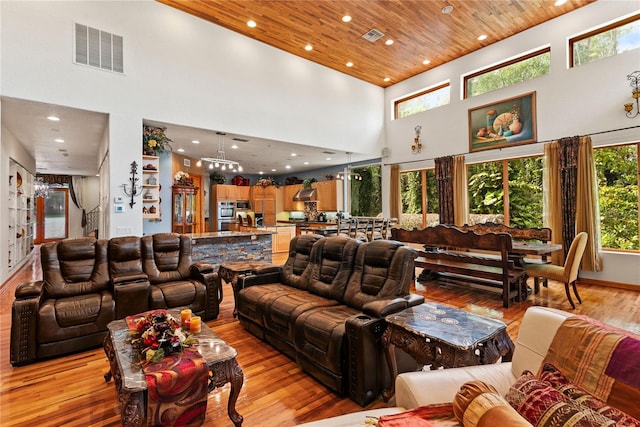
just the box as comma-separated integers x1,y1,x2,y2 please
190,231,273,269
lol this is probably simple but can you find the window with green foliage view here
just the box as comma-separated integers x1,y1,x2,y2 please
350,165,382,217
571,16,639,67
400,170,438,229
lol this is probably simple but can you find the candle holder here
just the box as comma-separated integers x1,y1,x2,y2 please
625,71,640,119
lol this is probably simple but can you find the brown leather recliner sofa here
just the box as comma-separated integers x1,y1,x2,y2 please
236,234,424,406
10,233,218,366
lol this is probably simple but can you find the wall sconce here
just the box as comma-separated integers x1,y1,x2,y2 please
122,161,141,208
624,70,640,119
411,125,422,154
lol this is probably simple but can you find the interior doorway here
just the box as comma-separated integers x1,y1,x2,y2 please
35,187,69,244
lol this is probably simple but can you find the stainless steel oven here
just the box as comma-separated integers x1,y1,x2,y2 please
217,201,235,219
236,200,251,211
217,219,237,231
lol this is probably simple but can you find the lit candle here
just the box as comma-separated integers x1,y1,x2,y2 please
189,316,201,333
180,309,192,326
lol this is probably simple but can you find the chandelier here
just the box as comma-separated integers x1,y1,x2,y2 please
336,152,362,181
197,132,243,172
34,176,49,198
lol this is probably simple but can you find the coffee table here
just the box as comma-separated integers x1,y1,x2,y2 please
381,302,514,401
103,309,244,426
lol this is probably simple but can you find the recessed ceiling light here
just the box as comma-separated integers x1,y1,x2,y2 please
96,174,100,177
385,39,394,46
285,165,291,169
192,140,200,144
231,144,238,149
304,44,313,51
342,15,352,23
247,20,256,28
477,34,488,41
325,157,332,161
423,59,431,65
177,148,185,153
304,161,309,165
46,116,60,121
54,138,64,143
554,0,567,5
384,77,390,82
271,168,277,172
259,171,264,175
441,5,454,14
346,62,353,67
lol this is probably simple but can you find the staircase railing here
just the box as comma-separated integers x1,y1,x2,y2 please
84,206,100,238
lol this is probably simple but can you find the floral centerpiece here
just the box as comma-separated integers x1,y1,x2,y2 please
174,171,194,186
129,310,198,363
256,177,277,187
143,125,173,156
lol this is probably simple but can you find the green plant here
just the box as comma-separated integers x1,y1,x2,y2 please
210,171,226,184
143,126,172,156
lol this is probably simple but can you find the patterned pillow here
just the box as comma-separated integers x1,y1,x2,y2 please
505,371,616,427
539,363,640,426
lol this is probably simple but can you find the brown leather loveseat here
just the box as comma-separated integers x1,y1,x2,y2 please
236,234,423,406
10,233,217,366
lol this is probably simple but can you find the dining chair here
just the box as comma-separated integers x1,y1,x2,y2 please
368,218,385,241
354,218,369,241
524,232,588,309
335,218,351,237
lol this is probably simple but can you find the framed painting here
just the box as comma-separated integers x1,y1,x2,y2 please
469,91,537,152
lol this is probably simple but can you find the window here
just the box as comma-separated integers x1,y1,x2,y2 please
570,15,640,67
350,165,382,217
464,48,550,98
399,169,438,229
467,156,543,227
394,83,450,119
36,187,69,243
594,143,639,251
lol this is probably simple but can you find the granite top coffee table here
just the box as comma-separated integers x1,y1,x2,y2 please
382,302,514,401
103,309,244,426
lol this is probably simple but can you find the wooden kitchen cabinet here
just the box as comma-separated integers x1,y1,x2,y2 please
313,180,344,212
268,226,295,253
235,186,251,200
252,185,276,226
212,184,236,201
283,184,304,212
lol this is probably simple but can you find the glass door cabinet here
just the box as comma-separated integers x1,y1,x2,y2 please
172,185,199,233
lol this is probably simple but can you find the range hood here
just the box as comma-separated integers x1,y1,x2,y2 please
292,188,317,201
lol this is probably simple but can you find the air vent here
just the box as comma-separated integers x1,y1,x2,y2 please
232,137,249,142
322,150,336,155
362,29,384,43
74,23,124,73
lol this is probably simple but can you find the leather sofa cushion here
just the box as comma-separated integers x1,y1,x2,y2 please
307,237,359,300
142,234,192,283
280,234,322,290
109,236,145,282
238,283,294,326
150,280,206,311
264,291,338,341
38,291,114,343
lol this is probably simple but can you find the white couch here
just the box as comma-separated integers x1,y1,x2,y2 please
297,306,573,426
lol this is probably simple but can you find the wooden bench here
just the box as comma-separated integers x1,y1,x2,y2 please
391,225,526,308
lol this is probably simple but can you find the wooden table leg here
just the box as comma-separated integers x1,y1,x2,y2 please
381,327,398,402
228,358,245,427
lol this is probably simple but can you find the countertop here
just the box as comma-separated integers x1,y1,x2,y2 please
277,220,337,226
189,230,274,239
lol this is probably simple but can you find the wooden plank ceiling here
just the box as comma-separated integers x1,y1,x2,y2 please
158,0,595,87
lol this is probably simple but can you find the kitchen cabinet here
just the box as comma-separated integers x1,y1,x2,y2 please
251,185,276,226
212,184,236,201
142,155,161,220
235,186,251,200
267,226,295,253
313,180,344,212
283,184,304,212
172,185,199,233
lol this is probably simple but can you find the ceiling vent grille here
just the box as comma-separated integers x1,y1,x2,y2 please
74,23,124,73
232,137,249,142
362,29,384,43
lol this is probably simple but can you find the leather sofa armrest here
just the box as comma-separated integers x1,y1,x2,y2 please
112,273,148,285
362,297,408,318
11,281,44,366
237,271,281,288
15,280,44,300
253,264,281,275
190,261,214,275
405,294,425,307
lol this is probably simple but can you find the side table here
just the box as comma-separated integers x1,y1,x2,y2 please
217,262,280,317
382,302,514,401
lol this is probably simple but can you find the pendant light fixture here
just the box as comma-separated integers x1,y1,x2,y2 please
198,132,242,172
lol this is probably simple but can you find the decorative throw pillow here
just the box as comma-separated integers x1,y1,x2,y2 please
505,371,616,427
539,363,640,426
453,380,533,427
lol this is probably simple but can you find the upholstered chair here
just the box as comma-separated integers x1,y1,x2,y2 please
524,232,588,309
11,237,114,366
141,233,214,319
108,236,150,319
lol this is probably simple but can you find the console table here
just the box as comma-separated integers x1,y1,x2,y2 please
382,302,514,401
103,309,244,426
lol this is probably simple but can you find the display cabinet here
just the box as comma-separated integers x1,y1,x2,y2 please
142,155,161,219
7,160,34,272
172,185,199,233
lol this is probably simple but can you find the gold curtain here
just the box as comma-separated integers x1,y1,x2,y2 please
576,136,602,271
453,155,468,226
543,142,564,265
389,164,401,220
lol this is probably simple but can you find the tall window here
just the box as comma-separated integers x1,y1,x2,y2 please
570,15,640,67
350,165,382,217
394,83,450,119
467,156,543,227
399,169,438,229
464,48,550,98
594,143,639,251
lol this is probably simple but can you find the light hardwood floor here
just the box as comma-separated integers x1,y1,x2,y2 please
1,248,638,426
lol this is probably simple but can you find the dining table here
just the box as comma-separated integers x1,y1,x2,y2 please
509,240,562,292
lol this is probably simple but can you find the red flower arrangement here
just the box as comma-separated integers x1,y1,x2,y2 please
129,310,198,363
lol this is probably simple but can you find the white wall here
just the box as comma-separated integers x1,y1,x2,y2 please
383,1,640,287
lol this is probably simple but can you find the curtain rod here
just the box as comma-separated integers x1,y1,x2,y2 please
383,125,640,167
